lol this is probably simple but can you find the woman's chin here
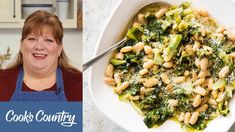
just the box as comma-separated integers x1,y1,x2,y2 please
31,65,48,71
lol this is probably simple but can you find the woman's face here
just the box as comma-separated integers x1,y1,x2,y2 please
21,25,62,72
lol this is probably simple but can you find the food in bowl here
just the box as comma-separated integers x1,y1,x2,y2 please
104,2,235,130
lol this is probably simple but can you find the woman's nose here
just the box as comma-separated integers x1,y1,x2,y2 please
34,39,45,50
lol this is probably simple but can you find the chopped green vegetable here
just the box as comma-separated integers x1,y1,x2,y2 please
153,52,164,65
218,50,233,66
127,27,142,40
110,59,126,65
212,79,226,90
144,107,173,128
163,34,182,61
218,101,230,116
165,8,183,16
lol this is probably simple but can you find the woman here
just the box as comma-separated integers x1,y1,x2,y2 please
0,10,82,101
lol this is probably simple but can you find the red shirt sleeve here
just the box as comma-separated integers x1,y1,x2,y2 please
62,68,83,101
0,67,19,101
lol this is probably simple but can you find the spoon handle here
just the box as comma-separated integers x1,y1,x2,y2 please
83,38,126,71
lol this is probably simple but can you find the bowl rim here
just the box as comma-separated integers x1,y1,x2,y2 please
88,0,130,131
87,0,235,131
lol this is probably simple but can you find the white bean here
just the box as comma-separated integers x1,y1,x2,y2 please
178,112,185,122
202,45,213,55
193,95,202,108
105,64,114,77
139,69,148,76
194,86,207,96
228,34,235,41
211,105,218,109
189,111,199,125
140,87,145,98
129,95,140,101
115,81,130,93
114,73,121,85
160,73,170,84
229,52,235,58
147,53,153,59
200,58,208,71
200,26,206,37
219,66,230,78
138,78,145,83
193,42,201,52
168,99,178,107
196,104,208,113
120,46,133,53
207,78,213,91
208,98,217,105
104,77,116,86
216,26,225,33
217,33,224,40
198,71,207,78
133,42,145,53
201,96,209,105
143,60,155,69
185,45,193,54
195,8,209,17
193,78,205,86
115,52,124,60
192,71,198,82
195,58,201,68
133,22,141,27
137,13,145,24
216,91,225,102
143,78,159,88
144,88,155,95
211,90,218,99
184,70,190,77
173,76,185,84
155,8,168,18
162,61,173,68
184,112,191,125
144,45,153,55
166,84,173,93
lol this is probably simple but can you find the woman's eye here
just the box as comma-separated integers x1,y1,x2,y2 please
28,37,36,41
45,39,54,42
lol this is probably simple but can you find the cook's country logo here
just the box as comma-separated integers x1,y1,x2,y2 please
5,110,77,127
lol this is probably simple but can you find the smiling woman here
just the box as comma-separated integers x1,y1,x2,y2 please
0,10,82,101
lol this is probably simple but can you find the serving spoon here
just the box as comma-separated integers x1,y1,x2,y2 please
83,2,170,71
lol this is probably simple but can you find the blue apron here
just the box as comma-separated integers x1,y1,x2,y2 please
10,67,67,101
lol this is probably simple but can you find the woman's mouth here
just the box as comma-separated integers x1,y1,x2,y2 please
32,53,48,60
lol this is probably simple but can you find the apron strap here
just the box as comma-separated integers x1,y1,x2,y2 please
15,66,24,92
55,67,65,95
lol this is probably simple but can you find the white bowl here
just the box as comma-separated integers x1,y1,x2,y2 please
89,0,235,131
22,4,54,19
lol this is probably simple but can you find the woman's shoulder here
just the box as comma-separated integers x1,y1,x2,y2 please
0,66,20,77
0,66,20,86
61,67,82,101
62,67,82,78
0,66,20,101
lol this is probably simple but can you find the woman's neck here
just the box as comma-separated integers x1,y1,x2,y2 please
23,66,57,91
